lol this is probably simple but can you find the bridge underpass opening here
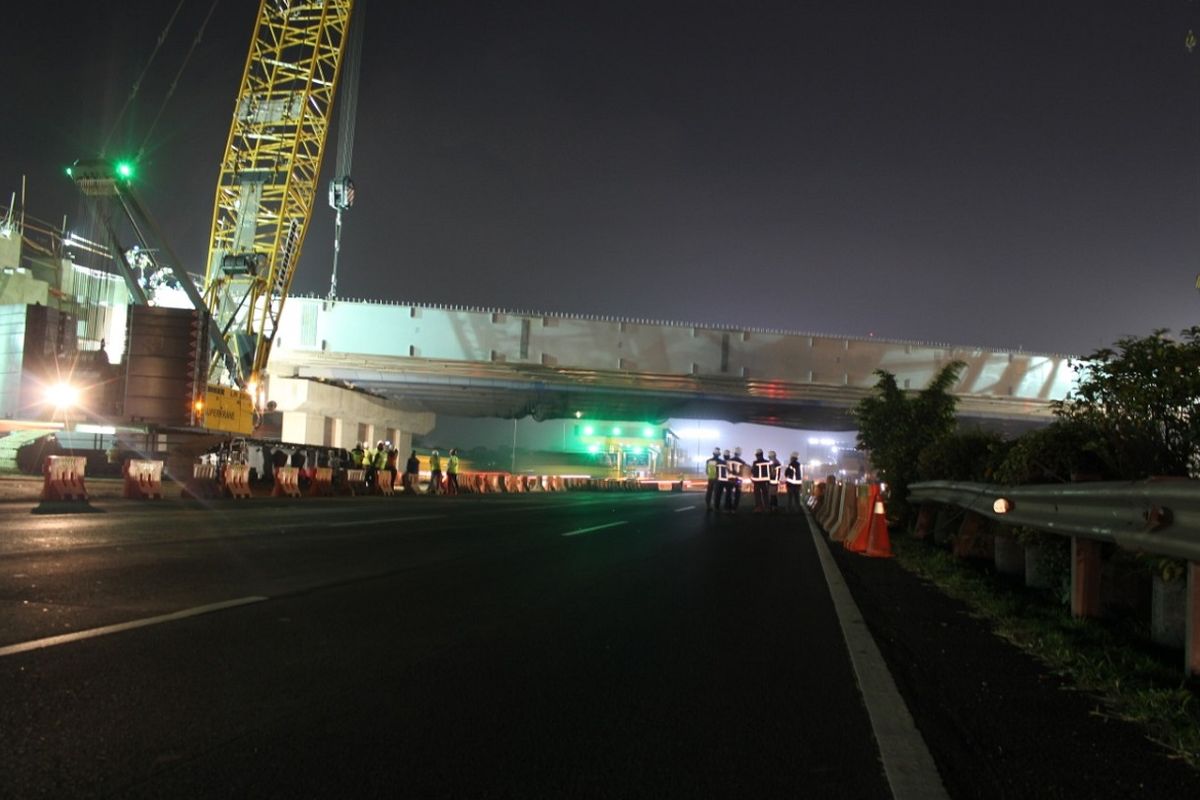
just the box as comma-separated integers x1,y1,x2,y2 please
415,415,865,480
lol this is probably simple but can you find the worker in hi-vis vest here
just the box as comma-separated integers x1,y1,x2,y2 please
768,450,782,512
704,447,725,512
428,449,442,495
751,448,771,512
373,441,389,491
723,447,745,511
785,452,803,513
446,449,460,495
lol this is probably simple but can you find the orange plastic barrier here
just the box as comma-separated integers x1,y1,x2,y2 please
845,484,876,553
829,484,863,542
224,463,253,499
272,466,301,498
123,459,164,500
186,463,222,499
377,469,395,496
344,468,369,495
841,485,873,545
308,467,335,497
43,455,88,501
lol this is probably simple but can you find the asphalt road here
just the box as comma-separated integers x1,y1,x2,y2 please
0,491,1197,798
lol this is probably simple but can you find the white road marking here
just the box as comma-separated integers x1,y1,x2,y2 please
326,514,446,527
561,521,628,537
674,505,697,512
0,596,269,658
807,514,949,800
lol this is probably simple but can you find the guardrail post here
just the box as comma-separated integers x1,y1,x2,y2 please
1071,537,1103,619
1188,562,1200,677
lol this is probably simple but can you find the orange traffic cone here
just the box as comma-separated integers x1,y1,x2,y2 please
865,494,893,558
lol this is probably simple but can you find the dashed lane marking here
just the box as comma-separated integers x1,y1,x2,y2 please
326,514,446,527
561,521,628,537
0,596,269,658
674,505,697,512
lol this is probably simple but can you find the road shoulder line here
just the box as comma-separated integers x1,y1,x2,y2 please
807,517,949,800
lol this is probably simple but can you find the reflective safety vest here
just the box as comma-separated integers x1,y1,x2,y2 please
352,448,365,467
769,461,781,485
430,453,442,472
727,458,744,480
447,455,459,474
752,459,770,481
705,457,721,479
373,449,387,470
716,462,728,481
785,463,802,484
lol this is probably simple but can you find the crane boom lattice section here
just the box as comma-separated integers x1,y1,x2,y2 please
204,0,353,387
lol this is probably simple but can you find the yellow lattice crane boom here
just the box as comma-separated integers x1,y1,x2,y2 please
204,0,355,393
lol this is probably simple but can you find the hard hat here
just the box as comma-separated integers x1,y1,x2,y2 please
790,451,799,459
755,448,763,454
432,449,439,455
712,447,721,454
768,450,776,458
734,447,742,455
722,449,730,455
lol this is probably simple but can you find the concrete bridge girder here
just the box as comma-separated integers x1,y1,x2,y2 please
268,297,1076,432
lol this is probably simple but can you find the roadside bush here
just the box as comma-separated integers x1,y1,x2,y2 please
1052,328,1200,479
992,421,1105,485
916,430,1009,483
853,361,965,522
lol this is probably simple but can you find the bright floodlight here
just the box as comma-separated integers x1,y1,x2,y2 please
993,497,1013,514
45,381,80,409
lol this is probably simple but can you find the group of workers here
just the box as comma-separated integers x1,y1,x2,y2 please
704,446,804,514
347,441,461,495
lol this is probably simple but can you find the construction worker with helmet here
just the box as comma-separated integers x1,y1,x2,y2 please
750,448,770,512
428,449,443,495
767,450,782,512
704,447,725,512
725,446,747,511
373,441,390,492
785,452,803,512
446,448,460,495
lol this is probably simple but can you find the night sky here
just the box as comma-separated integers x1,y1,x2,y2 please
4,1,1200,357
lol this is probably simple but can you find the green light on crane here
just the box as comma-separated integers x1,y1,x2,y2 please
115,161,135,180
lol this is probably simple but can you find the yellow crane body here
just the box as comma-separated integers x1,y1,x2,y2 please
204,0,354,392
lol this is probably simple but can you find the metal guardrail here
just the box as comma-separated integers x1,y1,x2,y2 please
907,479,1200,563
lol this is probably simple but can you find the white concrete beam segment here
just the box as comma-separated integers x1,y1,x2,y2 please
269,297,1077,428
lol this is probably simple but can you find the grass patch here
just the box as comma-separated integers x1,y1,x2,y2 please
891,535,1200,768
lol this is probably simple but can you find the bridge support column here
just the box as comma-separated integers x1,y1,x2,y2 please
1070,537,1103,619
265,376,435,449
